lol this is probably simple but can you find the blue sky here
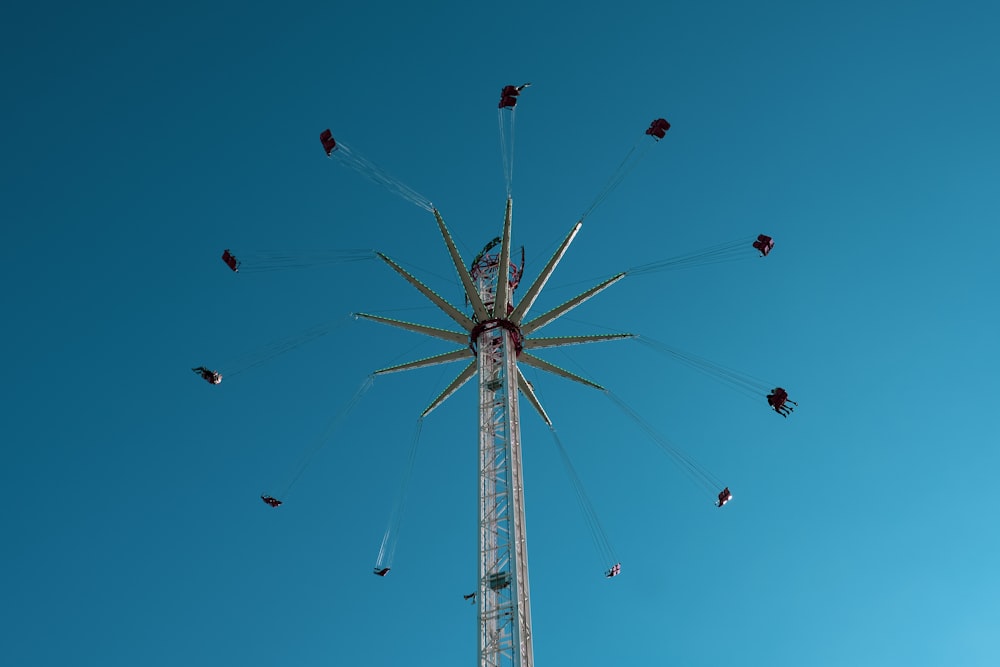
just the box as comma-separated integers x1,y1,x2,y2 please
4,1,999,665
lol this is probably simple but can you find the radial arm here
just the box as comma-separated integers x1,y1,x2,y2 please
374,349,472,375
516,368,551,426
509,221,582,325
376,252,475,331
518,353,604,391
355,313,468,345
493,198,513,317
422,360,477,417
522,333,634,350
433,209,490,322
520,273,626,336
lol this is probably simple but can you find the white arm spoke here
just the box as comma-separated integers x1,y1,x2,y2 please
494,198,513,317
516,368,551,426
521,273,626,336
509,221,582,325
422,360,477,417
375,349,472,375
518,353,604,391
523,333,633,350
433,209,490,322
376,252,475,331
355,313,468,345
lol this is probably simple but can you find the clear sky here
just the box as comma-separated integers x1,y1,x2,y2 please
4,1,999,665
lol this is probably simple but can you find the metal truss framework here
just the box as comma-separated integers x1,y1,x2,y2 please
357,200,632,667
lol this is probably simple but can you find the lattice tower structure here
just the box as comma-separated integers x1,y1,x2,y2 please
472,247,533,667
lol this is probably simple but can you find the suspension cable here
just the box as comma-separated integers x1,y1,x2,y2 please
498,107,517,197
216,316,353,380
548,426,620,577
225,249,375,274
604,389,725,499
634,335,773,401
327,139,434,212
579,137,657,221
268,374,377,501
625,238,756,276
374,417,424,573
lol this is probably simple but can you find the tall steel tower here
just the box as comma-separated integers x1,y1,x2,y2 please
357,200,631,667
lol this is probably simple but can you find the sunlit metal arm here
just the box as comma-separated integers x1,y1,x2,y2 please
374,349,472,375
433,209,490,322
522,333,634,350
494,198,513,317
516,368,551,425
520,273,626,336
509,221,582,326
376,252,475,331
355,313,468,345
518,353,604,391
422,360,477,417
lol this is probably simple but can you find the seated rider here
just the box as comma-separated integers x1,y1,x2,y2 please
645,118,671,139
752,234,774,256
774,387,796,407
767,388,795,417
192,366,222,384
221,249,240,272
320,129,337,156
498,83,530,109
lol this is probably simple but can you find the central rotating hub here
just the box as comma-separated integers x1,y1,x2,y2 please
469,318,523,355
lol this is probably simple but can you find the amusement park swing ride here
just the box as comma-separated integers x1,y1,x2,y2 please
194,83,794,667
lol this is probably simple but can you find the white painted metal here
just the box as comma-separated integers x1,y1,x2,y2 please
354,313,470,345
522,333,634,350
520,273,626,335
508,221,582,325
434,209,491,322
376,252,475,330
515,369,550,427
372,349,473,375
519,353,605,390
359,202,634,667
473,227,533,667
422,360,477,418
